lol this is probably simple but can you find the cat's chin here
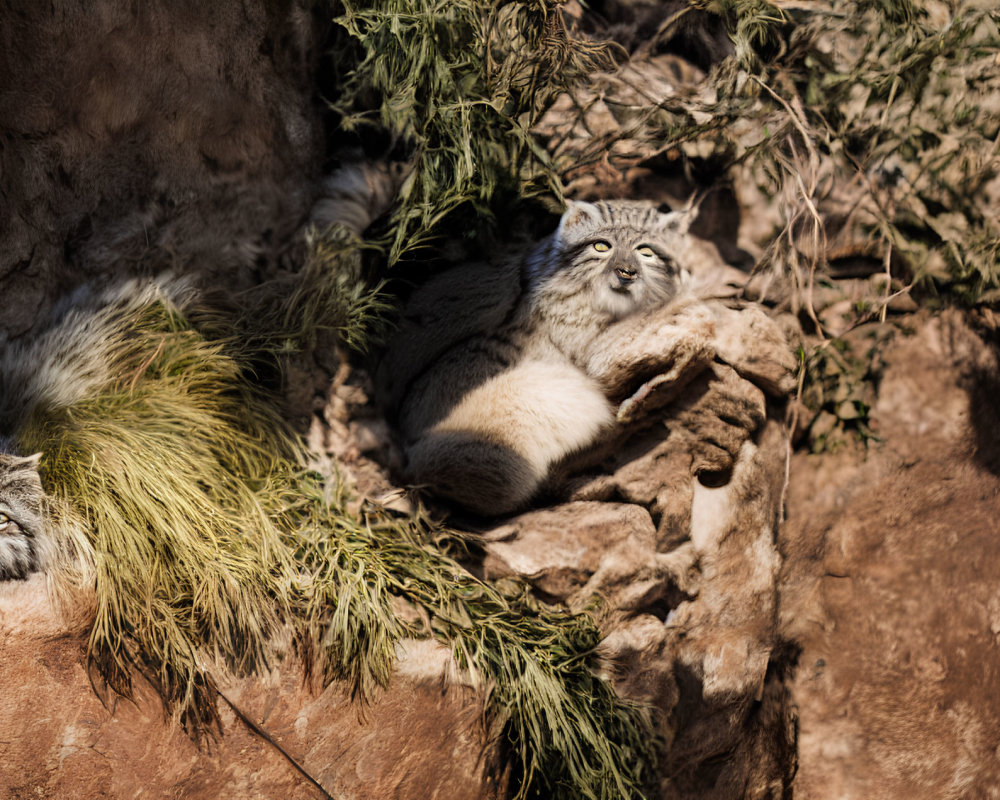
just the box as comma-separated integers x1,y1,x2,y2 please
593,285,645,320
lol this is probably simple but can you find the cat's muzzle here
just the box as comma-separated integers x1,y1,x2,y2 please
613,265,638,287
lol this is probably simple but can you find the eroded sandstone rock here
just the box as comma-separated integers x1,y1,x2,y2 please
0,578,499,800
479,324,798,797
782,311,1000,800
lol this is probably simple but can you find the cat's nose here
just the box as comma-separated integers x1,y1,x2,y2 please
614,265,637,284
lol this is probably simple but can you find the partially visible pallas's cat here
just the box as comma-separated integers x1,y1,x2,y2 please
378,199,701,516
0,452,45,580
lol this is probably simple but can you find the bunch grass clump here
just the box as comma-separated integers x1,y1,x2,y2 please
18,293,302,729
231,221,395,360
14,281,656,797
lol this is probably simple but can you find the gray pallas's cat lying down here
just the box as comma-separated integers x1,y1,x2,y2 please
377,199,797,516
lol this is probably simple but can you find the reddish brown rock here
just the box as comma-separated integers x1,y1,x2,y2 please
0,578,499,800
782,311,1000,799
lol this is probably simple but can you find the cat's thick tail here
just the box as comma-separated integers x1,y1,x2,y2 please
0,276,193,437
310,158,410,237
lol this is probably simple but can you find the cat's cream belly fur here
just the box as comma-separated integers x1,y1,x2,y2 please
405,359,613,515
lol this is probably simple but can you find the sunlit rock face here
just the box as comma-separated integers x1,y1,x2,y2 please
782,310,1000,800
0,578,499,800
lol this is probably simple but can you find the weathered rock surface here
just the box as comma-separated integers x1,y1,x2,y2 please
0,0,326,344
0,577,498,800
782,310,1000,800
484,418,795,799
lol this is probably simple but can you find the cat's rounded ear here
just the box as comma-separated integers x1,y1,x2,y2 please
15,453,42,469
556,200,603,240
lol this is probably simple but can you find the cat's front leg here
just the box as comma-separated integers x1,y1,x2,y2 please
585,300,717,413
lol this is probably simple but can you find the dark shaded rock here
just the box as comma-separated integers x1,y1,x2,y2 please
0,0,327,343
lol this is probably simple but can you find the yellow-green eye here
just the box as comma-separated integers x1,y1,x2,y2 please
0,513,9,528
593,241,611,252
637,245,656,258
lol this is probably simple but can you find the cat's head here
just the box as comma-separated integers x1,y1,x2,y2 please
0,451,46,580
532,200,694,319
